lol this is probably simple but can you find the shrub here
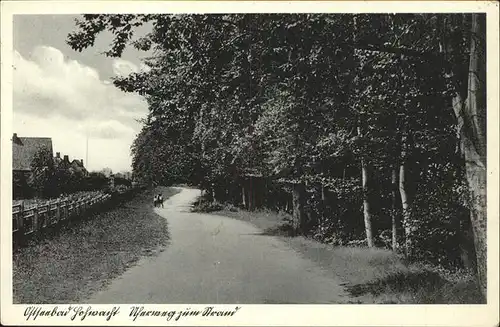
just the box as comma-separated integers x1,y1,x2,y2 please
309,178,364,244
192,201,223,213
407,177,471,268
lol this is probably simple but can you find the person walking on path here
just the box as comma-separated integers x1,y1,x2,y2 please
158,193,164,208
153,194,159,207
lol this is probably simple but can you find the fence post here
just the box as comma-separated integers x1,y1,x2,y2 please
46,203,51,226
19,201,25,237
12,192,118,240
33,204,39,233
42,204,48,228
69,198,74,219
61,199,66,220
41,204,47,229
47,203,51,226
56,199,61,222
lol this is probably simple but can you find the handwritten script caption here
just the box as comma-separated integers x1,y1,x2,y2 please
23,305,241,322
130,306,241,321
25,306,120,321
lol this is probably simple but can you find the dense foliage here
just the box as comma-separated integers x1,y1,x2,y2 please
67,13,487,295
18,148,114,199
29,146,58,198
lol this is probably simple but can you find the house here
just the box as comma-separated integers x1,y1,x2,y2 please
53,152,68,169
54,152,89,177
70,158,89,177
12,133,53,198
12,133,54,175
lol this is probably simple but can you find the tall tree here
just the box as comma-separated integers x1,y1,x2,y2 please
454,13,487,296
67,14,487,294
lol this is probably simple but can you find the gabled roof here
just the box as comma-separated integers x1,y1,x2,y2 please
70,159,88,175
12,136,53,171
54,157,65,166
71,159,83,167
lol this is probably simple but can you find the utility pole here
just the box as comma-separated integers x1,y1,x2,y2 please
86,133,89,169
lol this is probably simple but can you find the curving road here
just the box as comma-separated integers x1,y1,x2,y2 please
88,187,347,304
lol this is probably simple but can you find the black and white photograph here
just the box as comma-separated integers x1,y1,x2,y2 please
1,1,499,326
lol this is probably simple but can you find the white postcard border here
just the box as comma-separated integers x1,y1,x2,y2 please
1,1,499,326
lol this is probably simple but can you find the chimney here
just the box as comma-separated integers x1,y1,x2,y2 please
81,159,84,166
56,152,60,158
12,133,23,145
63,155,69,162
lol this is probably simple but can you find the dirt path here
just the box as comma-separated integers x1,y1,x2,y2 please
88,187,348,304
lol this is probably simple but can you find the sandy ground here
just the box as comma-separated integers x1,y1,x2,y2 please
88,187,347,304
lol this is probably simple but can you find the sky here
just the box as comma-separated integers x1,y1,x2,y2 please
13,15,152,173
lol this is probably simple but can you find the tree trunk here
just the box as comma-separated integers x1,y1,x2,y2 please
320,184,327,232
398,120,413,258
463,130,487,295
254,178,261,209
399,158,411,257
285,194,290,213
466,13,487,296
206,185,214,202
241,181,247,209
214,185,224,203
357,123,375,248
391,167,399,251
361,158,375,247
450,13,487,297
292,182,306,234
305,183,318,230
248,176,254,211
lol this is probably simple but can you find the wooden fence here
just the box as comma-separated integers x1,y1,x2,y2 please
12,193,111,238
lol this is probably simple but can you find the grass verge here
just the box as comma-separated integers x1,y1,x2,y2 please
13,186,180,304
192,199,483,304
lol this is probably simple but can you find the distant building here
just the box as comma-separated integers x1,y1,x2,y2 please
109,174,115,189
12,133,53,199
70,159,89,177
101,167,113,178
54,152,89,177
115,171,132,180
12,133,53,175
53,152,69,169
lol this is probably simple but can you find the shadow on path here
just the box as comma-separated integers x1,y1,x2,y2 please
346,270,446,297
239,223,297,238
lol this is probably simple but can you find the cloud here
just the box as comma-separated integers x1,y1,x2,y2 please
139,63,152,73
113,59,152,77
13,46,149,172
13,46,148,126
112,58,139,77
